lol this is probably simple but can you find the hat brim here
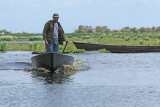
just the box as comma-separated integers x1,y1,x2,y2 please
53,16,59,18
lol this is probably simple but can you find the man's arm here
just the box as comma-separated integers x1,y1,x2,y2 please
43,21,49,45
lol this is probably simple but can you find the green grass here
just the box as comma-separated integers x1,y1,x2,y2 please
98,48,110,53
6,42,86,53
3,32,160,53
71,36,159,46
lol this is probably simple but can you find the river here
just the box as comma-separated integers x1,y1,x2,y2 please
0,51,160,107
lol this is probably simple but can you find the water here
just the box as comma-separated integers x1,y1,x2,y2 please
5,41,44,43
1,51,160,107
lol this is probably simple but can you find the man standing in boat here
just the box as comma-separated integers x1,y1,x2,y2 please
43,13,68,53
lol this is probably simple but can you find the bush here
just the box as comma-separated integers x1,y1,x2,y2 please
82,36,90,39
0,36,13,41
133,37,138,41
140,40,144,45
98,48,110,53
143,37,149,41
157,40,160,46
21,36,28,40
29,36,42,41
12,36,18,40
124,37,130,41
0,41,7,51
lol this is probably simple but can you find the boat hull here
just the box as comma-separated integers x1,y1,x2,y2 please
31,53,74,70
73,42,160,53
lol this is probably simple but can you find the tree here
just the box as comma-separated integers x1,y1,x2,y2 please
84,26,94,33
95,26,110,33
130,27,138,33
156,26,160,32
95,26,102,32
139,27,146,33
145,27,151,32
120,27,130,32
76,25,85,33
151,26,156,32
0,29,12,35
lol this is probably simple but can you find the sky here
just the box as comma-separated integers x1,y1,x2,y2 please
0,0,160,33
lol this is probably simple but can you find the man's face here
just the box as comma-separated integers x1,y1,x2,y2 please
53,17,59,22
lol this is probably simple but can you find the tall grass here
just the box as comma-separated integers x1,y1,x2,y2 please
0,41,7,51
28,42,37,50
29,43,33,50
33,42,37,50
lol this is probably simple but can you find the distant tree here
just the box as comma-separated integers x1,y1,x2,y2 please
84,26,94,33
112,30,119,32
102,26,110,33
151,26,156,32
120,27,130,32
139,27,146,33
0,29,12,35
95,26,102,32
22,31,29,35
145,27,151,32
130,27,138,33
76,25,85,33
95,26,110,33
156,26,160,32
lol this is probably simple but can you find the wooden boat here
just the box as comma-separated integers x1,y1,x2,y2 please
73,41,106,51
31,53,74,71
73,41,160,53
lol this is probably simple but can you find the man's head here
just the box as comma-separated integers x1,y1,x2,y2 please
53,13,59,22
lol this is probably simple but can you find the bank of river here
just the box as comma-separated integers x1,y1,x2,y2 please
1,51,160,107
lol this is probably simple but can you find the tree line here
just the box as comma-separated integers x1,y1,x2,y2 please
0,29,41,36
74,25,160,33
1,25,160,35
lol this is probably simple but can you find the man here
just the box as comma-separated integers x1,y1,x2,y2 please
43,13,68,53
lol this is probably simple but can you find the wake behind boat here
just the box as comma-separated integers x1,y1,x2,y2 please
31,53,74,71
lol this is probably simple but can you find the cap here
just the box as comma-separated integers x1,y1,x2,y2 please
53,13,59,18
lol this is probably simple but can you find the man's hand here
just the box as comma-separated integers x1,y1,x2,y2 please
65,40,68,43
45,40,49,45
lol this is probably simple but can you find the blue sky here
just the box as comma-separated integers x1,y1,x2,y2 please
0,0,160,33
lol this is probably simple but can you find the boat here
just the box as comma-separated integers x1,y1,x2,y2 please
73,41,160,53
73,41,106,51
31,53,74,71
